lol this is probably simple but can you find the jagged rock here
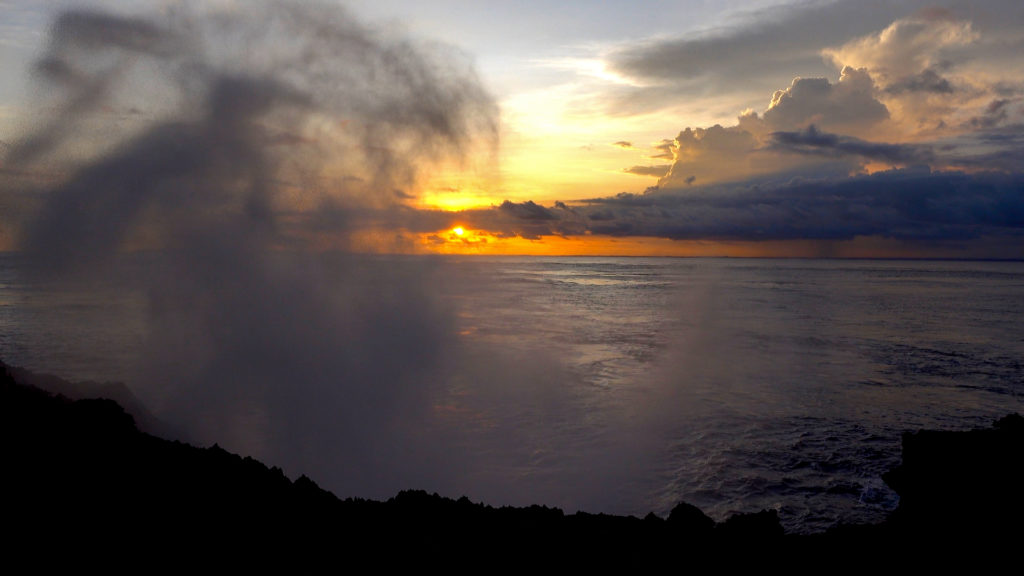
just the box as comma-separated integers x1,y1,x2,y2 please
5,358,1023,564
666,501,714,537
716,508,784,540
883,413,1024,540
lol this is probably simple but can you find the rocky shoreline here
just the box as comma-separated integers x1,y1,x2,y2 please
4,360,1021,566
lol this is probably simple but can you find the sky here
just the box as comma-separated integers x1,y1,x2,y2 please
1,0,1023,258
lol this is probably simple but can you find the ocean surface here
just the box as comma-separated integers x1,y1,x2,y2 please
2,254,1022,533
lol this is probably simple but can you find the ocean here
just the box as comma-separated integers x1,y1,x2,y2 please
2,254,1022,533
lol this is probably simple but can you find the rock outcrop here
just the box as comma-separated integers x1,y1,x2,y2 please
4,359,1021,567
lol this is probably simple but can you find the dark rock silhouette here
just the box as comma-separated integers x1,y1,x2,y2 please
666,500,715,539
4,359,1021,566
882,412,1024,541
4,362,178,438
716,508,785,541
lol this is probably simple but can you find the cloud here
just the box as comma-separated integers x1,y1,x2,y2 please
624,165,670,178
819,10,1024,136
592,1,1024,142
652,121,868,190
763,66,889,134
468,200,588,239
656,123,766,187
488,167,1024,252
569,7,1024,256
650,139,675,159
823,14,978,90
433,45,1023,254
770,125,933,164
612,140,633,149
965,98,1020,129
602,0,914,112
499,199,557,220
942,120,1024,172
884,68,955,94
617,63,908,191
454,4,1022,254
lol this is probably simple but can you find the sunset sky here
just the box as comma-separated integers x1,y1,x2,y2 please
1,0,1022,258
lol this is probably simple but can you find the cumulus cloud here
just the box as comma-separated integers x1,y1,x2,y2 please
647,75,890,190
823,13,978,90
615,63,914,191
763,66,889,134
657,123,761,187
819,9,1024,136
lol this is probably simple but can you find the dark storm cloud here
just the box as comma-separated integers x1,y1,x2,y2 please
581,191,657,207
582,168,1024,243
500,199,558,220
442,168,1023,250
770,125,934,164
474,200,588,239
943,122,1024,172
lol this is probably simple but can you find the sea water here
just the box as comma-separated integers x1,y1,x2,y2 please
2,254,1022,533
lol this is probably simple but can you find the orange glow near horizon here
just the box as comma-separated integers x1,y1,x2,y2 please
406,229,994,259
30,224,1004,260
296,218,1012,260
415,230,830,257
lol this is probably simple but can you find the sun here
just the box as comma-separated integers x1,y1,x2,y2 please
452,226,465,236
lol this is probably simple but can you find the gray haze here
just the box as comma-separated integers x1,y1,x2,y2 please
2,2,610,505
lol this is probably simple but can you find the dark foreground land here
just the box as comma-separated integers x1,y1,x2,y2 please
4,360,1022,568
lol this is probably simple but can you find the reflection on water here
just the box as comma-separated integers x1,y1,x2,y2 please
2,254,1022,532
